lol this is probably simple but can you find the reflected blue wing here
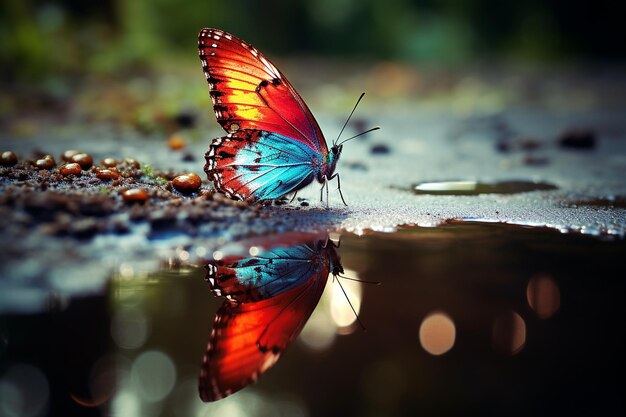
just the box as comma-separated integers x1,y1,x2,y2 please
206,242,326,302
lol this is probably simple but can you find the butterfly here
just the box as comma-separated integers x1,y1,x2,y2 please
198,28,378,205
198,238,343,401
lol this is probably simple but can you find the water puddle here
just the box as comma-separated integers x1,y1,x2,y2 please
1,223,623,416
412,180,558,195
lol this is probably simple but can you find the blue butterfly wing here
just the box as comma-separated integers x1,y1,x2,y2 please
205,129,321,201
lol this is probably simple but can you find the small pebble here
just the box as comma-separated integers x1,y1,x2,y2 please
174,111,196,128
124,158,141,169
1,151,18,166
168,135,186,150
517,137,541,151
495,141,511,153
558,128,596,149
523,155,550,166
96,168,120,180
121,188,149,203
101,158,118,167
35,155,56,169
61,150,81,162
71,153,94,169
172,173,202,193
370,144,390,155
60,163,82,176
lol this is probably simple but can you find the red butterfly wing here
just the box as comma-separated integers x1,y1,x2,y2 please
199,265,329,401
198,28,327,154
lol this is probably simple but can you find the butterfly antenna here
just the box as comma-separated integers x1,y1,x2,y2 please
337,126,380,146
337,273,381,285
334,92,366,147
335,274,367,331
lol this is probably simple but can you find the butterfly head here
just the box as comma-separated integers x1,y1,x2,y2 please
319,144,342,182
329,144,343,165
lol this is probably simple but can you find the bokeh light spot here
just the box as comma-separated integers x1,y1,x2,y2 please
130,351,176,402
527,273,560,319
419,311,456,355
110,307,149,350
0,363,49,417
492,310,527,355
300,304,336,351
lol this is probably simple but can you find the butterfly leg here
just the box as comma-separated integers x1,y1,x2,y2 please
326,177,330,208
329,173,348,206
288,191,298,204
318,176,330,208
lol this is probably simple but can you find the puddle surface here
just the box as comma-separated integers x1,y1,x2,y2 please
1,223,624,416
412,180,558,195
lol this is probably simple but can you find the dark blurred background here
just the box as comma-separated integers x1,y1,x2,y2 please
1,0,624,83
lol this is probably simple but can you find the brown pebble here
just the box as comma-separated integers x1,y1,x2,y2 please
96,168,120,180
71,153,94,169
60,163,82,176
124,158,141,169
122,188,149,202
1,151,18,166
35,155,56,169
61,150,81,162
168,135,186,150
172,173,202,193
101,158,118,167
517,137,541,151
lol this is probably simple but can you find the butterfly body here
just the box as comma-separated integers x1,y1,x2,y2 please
198,28,343,203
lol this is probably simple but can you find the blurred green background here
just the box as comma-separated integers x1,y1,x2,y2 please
1,0,623,82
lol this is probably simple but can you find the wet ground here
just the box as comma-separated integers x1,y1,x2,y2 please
1,65,625,416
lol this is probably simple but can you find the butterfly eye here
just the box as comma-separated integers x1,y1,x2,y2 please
331,146,339,155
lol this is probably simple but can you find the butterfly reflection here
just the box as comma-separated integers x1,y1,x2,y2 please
199,236,343,402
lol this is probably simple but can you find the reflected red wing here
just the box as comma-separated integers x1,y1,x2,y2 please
199,271,328,402
198,28,327,154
